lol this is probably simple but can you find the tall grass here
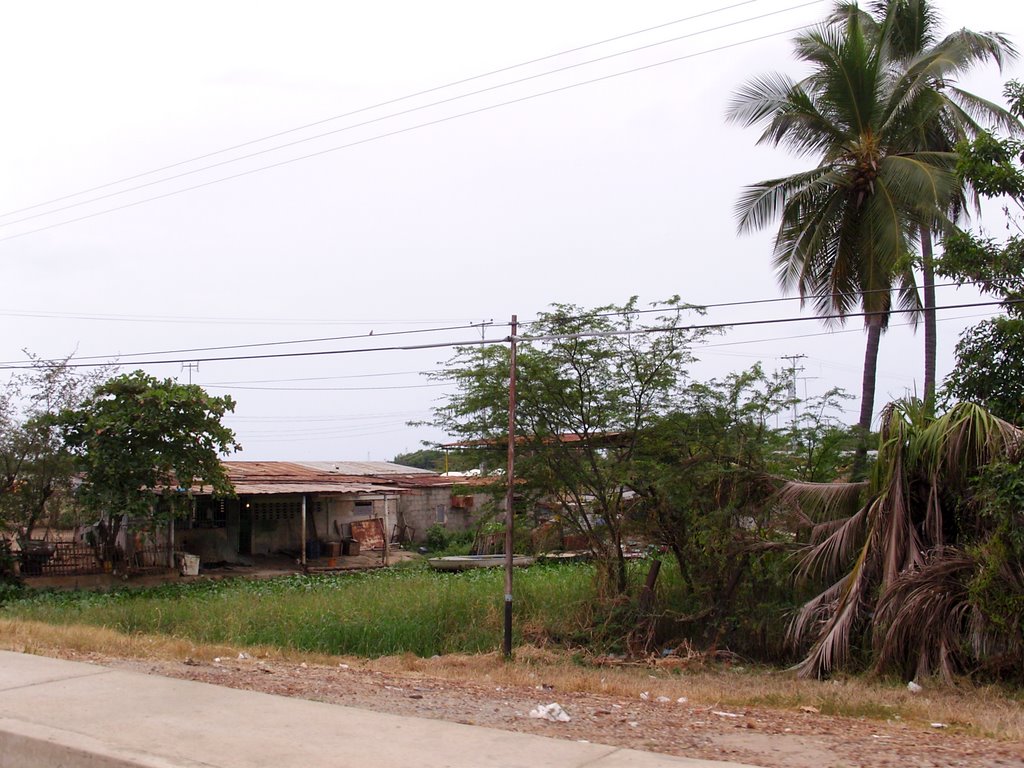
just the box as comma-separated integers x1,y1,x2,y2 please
2,561,607,657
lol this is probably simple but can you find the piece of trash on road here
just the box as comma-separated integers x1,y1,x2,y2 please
656,696,671,703
528,703,571,722
931,722,948,729
800,705,820,714
640,691,650,700
713,710,741,718
907,681,923,693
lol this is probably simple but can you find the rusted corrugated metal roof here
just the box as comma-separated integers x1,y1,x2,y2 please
206,461,453,495
295,461,435,476
231,482,403,495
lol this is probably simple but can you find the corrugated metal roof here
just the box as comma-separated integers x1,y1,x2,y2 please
295,461,435,476
206,461,452,495
232,482,403,496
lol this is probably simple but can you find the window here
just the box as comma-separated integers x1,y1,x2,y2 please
435,505,447,524
354,501,374,517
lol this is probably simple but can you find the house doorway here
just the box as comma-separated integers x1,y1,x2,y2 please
238,502,252,555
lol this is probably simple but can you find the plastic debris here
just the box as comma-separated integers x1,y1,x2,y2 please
628,721,640,728
528,703,571,722
656,696,671,703
907,681,923,694
931,722,948,729
800,706,820,714
639,691,650,700
676,697,688,704
238,653,251,660
713,710,741,718
338,663,349,669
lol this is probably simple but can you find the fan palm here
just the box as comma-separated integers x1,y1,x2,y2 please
728,10,958,475
780,400,1022,678
840,0,1021,414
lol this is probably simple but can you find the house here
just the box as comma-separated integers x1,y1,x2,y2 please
178,461,475,563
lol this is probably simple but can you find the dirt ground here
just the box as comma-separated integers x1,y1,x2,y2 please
48,649,1023,768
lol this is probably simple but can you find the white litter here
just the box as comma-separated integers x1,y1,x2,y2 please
931,722,948,729
640,691,650,700
713,710,741,718
528,703,571,722
656,696,671,703
907,681,923,693
300,662,308,668
338,663,349,669
213,657,222,663
628,721,640,728
676,697,688,704
238,653,251,660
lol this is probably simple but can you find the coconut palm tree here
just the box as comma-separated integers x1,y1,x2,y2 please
728,10,958,475
780,400,1022,678
843,1,1020,415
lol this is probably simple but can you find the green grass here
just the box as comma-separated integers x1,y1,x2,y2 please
1,561,606,657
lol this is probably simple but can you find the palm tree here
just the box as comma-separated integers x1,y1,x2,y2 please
780,400,1022,678
846,1,1020,415
728,9,957,475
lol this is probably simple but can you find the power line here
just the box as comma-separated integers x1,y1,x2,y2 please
0,320,500,366
1,299,1012,372
0,23,813,245
0,2,822,233
518,281,981,326
0,281,980,369
0,308,472,326
0,0,783,222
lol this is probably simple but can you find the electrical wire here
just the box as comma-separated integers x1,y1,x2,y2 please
0,0,787,222
1,299,1013,372
0,24,813,245
0,2,823,233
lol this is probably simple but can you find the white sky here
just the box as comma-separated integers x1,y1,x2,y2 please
1,0,1021,461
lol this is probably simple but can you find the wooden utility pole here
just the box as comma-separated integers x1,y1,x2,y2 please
503,315,518,658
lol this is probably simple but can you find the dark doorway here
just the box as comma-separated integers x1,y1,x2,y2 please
238,501,252,555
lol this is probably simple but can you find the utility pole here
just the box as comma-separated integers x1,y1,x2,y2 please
182,361,199,385
781,354,806,429
503,315,517,658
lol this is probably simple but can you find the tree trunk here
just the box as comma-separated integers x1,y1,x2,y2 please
852,315,884,480
921,225,937,417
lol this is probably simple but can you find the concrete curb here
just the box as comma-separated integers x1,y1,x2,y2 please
0,651,761,768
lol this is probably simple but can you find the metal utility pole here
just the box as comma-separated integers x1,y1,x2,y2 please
503,315,518,658
781,354,806,427
182,361,199,385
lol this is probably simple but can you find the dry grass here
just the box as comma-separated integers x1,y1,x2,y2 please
3,617,1021,741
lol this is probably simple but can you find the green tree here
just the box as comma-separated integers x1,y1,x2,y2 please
835,1,1019,414
939,80,1024,422
632,367,854,657
430,298,706,594
728,6,959,476
1,356,108,544
58,371,240,563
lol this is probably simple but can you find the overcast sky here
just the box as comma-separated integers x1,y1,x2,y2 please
1,0,1021,461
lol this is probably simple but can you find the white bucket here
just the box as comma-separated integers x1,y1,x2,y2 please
180,554,200,576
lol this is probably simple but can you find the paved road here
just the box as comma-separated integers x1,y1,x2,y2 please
0,651,762,767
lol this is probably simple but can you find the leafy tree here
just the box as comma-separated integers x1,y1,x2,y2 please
939,80,1024,422
430,298,707,593
780,400,1022,679
392,448,447,472
631,367,854,657
728,6,960,476
0,356,108,544
835,1,1019,414
57,371,240,563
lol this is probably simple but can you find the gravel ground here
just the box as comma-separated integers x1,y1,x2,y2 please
57,650,1024,768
